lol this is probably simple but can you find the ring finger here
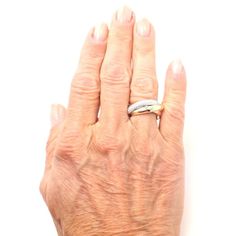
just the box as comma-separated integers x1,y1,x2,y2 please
130,19,158,131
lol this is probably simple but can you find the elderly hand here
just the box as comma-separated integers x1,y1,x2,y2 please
40,6,186,236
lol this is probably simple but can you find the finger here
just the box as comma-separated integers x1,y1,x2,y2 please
130,19,158,130
129,20,159,220
67,24,108,127
100,6,134,124
46,104,66,168
160,60,187,143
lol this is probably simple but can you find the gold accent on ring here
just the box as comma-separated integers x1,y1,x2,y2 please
130,104,164,118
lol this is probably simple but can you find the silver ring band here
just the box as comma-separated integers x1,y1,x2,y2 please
128,99,160,114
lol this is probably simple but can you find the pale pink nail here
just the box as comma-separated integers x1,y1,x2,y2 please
92,23,108,41
116,6,133,23
137,19,151,36
50,104,65,127
171,59,184,77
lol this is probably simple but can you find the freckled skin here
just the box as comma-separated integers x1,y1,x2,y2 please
40,7,186,236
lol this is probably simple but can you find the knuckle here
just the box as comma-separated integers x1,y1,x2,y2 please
94,133,126,153
54,124,88,160
132,139,155,158
55,140,75,159
130,77,157,102
56,137,80,160
135,42,154,54
134,65,156,77
132,76,156,93
165,103,185,122
110,28,132,43
168,88,186,103
55,131,79,159
101,63,130,86
162,104,185,143
71,72,99,96
77,60,99,74
130,129,159,163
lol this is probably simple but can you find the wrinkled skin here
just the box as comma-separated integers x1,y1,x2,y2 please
40,6,186,236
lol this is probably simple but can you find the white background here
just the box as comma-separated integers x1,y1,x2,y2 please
0,0,236,235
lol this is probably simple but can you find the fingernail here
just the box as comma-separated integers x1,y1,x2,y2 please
116,6,133,23
50,104,65,127
137,19,151,36
171,59,184,77
92,23,108,41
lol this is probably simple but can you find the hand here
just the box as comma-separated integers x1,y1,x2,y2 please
40,6,186,236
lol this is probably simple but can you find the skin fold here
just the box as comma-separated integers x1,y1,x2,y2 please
40,6,187,236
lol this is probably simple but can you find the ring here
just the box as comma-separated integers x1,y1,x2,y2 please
128,99,164,118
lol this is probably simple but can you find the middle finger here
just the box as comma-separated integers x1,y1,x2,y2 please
100,6,135,125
